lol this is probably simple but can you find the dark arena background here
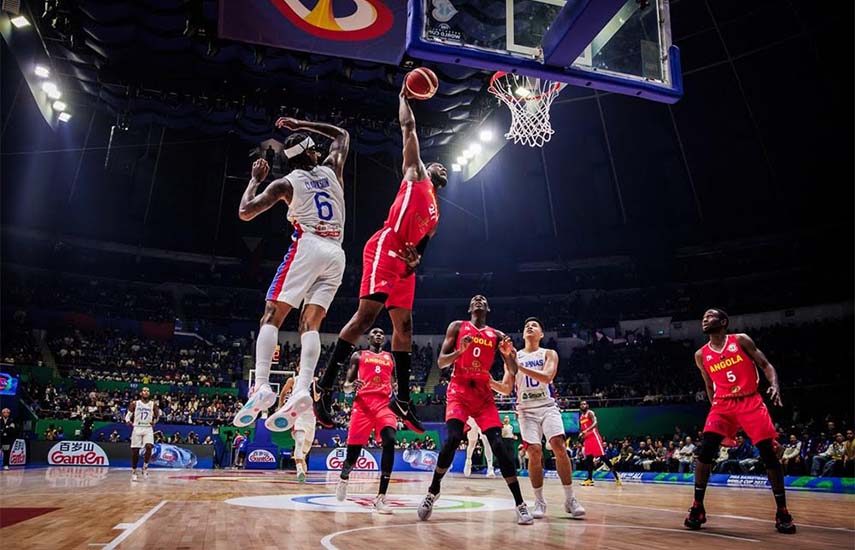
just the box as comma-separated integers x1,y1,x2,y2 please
0,1,852,549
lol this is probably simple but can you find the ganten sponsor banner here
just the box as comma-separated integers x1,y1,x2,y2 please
248,449,276,463
219,0,407,65
10,439,26,465
326,447,378,471
48,442,109,466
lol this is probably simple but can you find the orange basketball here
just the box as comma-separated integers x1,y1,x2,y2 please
405,67,439,100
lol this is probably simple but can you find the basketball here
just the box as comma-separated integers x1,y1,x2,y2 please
405,67,439,100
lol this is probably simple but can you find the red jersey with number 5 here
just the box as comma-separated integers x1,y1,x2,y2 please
701,334,759,399
452,321,498,383
382,177,440,247
356,350,394,402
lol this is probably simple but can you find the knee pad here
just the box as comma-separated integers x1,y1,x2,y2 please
697,432,724,464
756,439,779,467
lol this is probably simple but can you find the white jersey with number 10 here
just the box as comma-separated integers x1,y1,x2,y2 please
514,348,555,410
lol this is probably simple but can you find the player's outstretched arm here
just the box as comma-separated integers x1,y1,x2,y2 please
694,349,715,403
275,117,350,184
399,84,428,183
736,333,782,406
490,365,514,395
238,159,294,221
437,321,467,369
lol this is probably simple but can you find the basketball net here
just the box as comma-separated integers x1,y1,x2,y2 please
488,72,564,148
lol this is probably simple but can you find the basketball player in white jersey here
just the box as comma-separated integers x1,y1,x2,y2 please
125,387,160,482
492,318,585,519
464,417,496,477
233,117,349,431
276,362,316,482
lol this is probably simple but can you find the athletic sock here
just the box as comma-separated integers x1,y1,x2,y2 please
295,331,321,393
254,324,279,388
429,470,446,495
533,486,544,502
507,480,524,506
773,492,787,510
693,485,707,507
392,351,412,401
319,339,356,390
562,484,575,499
379,473,391,495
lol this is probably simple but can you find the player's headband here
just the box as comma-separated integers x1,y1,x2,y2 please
284,136,316,159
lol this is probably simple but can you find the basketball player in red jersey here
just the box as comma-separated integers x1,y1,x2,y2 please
335,328,398,513
315,82,448,433
685,308,796,534
578,401,621,487
418,295,535,525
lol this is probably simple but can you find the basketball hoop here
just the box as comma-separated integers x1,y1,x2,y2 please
488,71,564,148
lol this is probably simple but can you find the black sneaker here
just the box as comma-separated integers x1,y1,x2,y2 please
312,386,335,428
389,398,425,434
775,509,796,534
684,505,706,530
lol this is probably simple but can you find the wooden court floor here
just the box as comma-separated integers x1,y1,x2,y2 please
1,467,853,549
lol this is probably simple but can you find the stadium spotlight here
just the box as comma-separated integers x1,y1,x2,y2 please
42,81,61,99
11,16,31,28
58,112,72,123
456,155,468,165
52,101,67,112
469,143,482,155
35,65,50,78
451,163,462,172
479,129,493,142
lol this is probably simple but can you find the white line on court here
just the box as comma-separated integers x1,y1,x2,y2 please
319,520,759,549
101,500,168,550
601,501,855,532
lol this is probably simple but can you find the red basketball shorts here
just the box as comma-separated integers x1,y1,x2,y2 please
347,396,398,446
445,379,501,432
703,392,777,443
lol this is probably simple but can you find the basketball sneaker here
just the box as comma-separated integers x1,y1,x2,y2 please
312,387,335,429
131,472,139,482
516,503,534,525
463,459,472,478
565,497,586,518
296,463,307,483
684,504,707,530
335,479,348,502
417,493,439,521
486,468,496,478
775,509,797,534
265,389,312,432
614,476,622,488
581,479,595,487
532,500,547,519
373,495,393,515
389,398,425,434
233,384,276,428
142,467,149,480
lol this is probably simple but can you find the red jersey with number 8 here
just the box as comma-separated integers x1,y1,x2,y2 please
452,321,498,383
701,334,759,399
356,350,394,402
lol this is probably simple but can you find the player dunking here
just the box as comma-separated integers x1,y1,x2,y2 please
418,295,534,525
314,83,448,432
463,417,495,478
578,400,621,486
232,117,349,431
335,328,398,513
126,387,160,482
277,363,316,482
685,308,796,534
492,317,585,518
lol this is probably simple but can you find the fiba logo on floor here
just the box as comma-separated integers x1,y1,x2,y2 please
48,442,109,466
247,450,276,463
325,448,377,471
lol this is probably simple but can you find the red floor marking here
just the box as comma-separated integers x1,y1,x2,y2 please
0,507,61,528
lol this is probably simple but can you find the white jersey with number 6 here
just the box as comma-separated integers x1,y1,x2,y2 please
285,165,345,244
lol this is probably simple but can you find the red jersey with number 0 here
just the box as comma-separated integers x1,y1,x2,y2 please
356,350,394,402
382,178,439,247
452,321,498,383
701,334,759,399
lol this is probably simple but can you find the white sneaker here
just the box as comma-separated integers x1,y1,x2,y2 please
516,503,534,525
142,469,149,479
486,469,497,478
131,472,139,482
335,478,348,501
373,495,393,515
296,464,307,483
233,384,277,427
463,460,472,477
417,493,439,521
532,499,547,519
3,465,9,470
565,496,586,518
265,389,313,432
